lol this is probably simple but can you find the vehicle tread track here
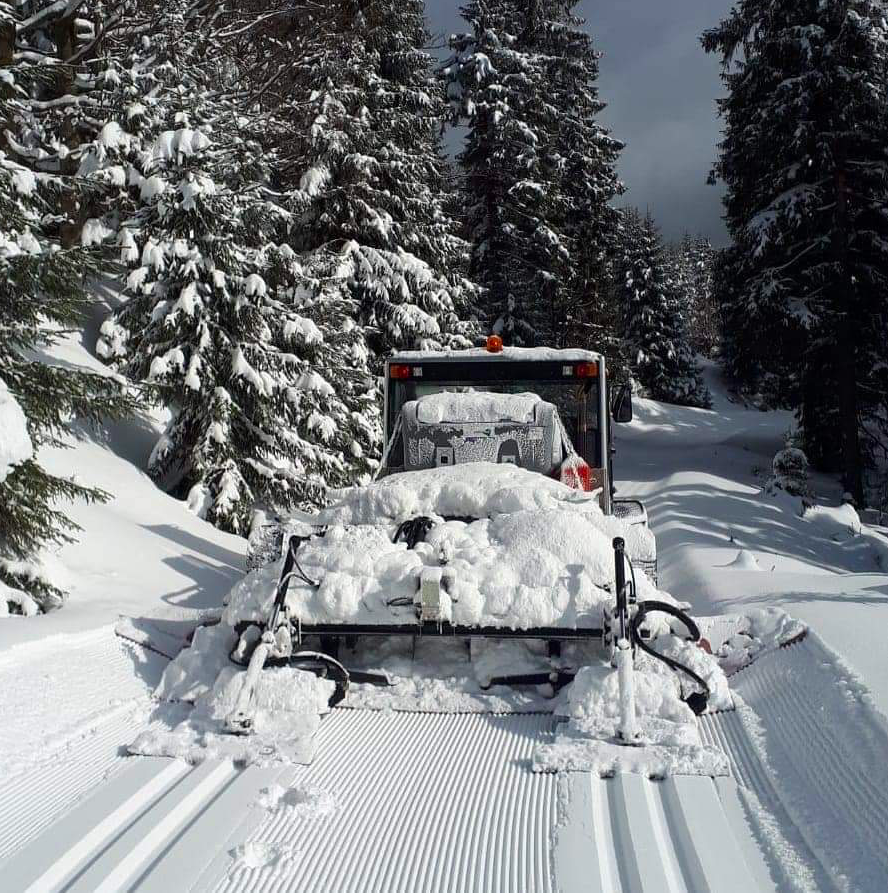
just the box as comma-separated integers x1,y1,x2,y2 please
700,637,888,892
556,771,756,893
199,711,559,893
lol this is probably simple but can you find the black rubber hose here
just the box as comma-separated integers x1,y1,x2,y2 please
629,599,710,715
393,516,436,549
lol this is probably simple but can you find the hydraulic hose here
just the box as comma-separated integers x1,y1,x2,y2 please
629,599,710,715
393,516,436,549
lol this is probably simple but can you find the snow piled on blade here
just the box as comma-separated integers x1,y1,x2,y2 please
129,624,334,766
531,605,737,777
532,659,730,777
224,464,657,631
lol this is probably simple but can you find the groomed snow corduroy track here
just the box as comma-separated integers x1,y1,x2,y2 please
5,633,888,891
0,707,767,893
0,629,162,864
700,635,888,893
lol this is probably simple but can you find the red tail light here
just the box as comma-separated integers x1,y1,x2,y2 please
560,455,593,491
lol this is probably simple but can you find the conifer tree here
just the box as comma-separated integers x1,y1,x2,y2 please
95,8,379,533
620,210,710,407
1,9,137,608
447,0,622,347
703,0,888,502
687,236,720,356
1,1,136,248
446,0,568,345
546,4,624,350
666,234,720,358
263,0,475,357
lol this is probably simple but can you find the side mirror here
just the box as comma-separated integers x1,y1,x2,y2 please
612,382,633,423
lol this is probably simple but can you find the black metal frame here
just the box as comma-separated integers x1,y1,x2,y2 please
291,622,604,641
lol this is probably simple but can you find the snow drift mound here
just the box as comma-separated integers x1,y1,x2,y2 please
225,463,658,631
0,377,31,484
130,623,334,766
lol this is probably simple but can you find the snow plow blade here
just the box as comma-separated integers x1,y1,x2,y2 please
252,620,605,641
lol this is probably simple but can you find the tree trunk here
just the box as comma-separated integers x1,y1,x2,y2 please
0,20,14,67
834,167,864,503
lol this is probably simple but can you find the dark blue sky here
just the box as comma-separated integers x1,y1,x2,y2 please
426,1,733,245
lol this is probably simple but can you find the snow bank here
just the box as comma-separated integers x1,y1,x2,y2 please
803,501,862,537
0,377,32,484
414,390,542,423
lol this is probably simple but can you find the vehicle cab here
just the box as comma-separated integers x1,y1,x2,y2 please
382,337,634,516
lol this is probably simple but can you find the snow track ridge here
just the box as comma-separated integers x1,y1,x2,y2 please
0,632,166,862
556,771,755,893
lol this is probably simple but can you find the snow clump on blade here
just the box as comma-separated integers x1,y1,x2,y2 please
131,627,335,767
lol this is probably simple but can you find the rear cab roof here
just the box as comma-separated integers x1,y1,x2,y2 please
390,346,603,363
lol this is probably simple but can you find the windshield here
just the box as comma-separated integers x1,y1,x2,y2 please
388,377,600,465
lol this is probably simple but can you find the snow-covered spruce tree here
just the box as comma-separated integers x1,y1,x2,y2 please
620,210,710,407
0,125,136,610
446,0,569,346
71,3,178,252
545,4,624,350
260,0,475,357
96,96,378,532
703,0,888,502
666,233,720,358
1,1,138,248
446,0,623,348
686,235,720,357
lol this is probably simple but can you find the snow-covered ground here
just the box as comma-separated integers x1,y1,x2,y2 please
0,289,246,654
3,338,888,891
617,360,888,718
